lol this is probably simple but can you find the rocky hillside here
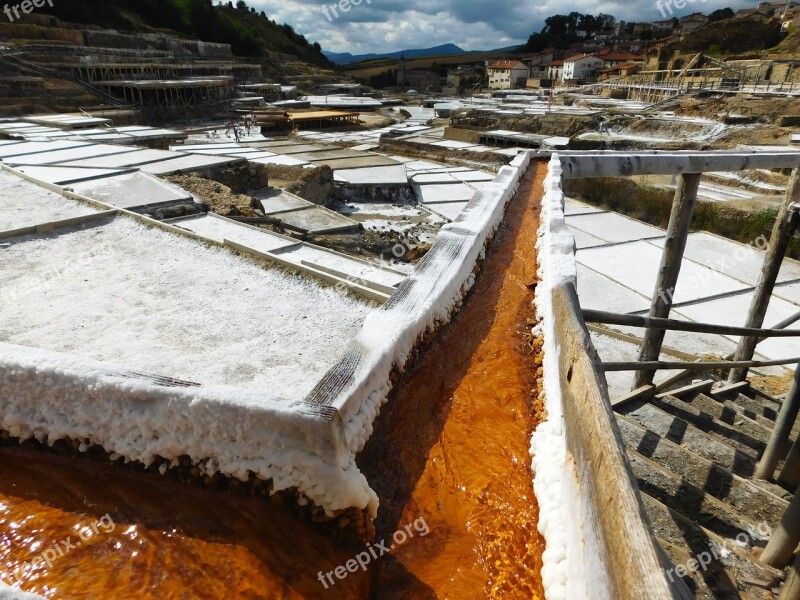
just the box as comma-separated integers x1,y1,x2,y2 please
31,0,332,67
767,25,800,56
658,13,782,56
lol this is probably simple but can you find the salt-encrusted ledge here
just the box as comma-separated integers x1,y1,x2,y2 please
0,582,44,599
0,343,376,515
0,157,531,524
304,154,532,517
530,154,685,600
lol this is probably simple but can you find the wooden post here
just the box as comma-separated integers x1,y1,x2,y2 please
756,362,800,480
780,552,800,600
779,434,800,490
761,482,800,568
730,168,800,383
634,173,701,389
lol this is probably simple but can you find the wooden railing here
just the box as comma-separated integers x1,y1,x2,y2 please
545,152,800,598
552,150,800,599
537,156,692,599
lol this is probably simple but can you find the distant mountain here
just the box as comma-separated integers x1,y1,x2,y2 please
491,44,525,52
324,43,467,64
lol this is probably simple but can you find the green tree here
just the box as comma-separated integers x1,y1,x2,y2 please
599,13,616,30
709,7,735,22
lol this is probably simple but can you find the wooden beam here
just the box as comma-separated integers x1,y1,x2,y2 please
653,360,704,393
730,168,800,383
559,151,800,179
584,309,800,338
605,357,800,372
611,385,656,409
656,379,714,399
635,173,701,389
778,434,800,490
586,324,699,361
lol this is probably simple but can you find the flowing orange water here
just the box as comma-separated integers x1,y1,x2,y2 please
0,163,546,599
359,163,546,598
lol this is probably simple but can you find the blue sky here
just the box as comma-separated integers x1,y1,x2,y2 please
243,0,757,54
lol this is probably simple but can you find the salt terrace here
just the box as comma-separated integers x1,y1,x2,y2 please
0,170,373,394
5,90,800,600
0,134,532,522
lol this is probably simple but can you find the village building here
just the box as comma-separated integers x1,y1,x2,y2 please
486,60,530,90
563,53,604,82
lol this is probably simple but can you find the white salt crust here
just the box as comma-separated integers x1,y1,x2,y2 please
0,583,43,599
332,158,531,495
0,159,530,523
530,155,587,599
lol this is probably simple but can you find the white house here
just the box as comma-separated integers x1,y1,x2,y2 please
547,60,565,83
563,54,604,82
597,50,644,69
487,60,530,90
679,13,708,33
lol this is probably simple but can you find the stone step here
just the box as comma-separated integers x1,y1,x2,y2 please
719,397,777,430
656,538,718,600
652,394,771,452
676,393,775,443
729,392,781,422
620,400,762,469
629,450,764,542
709,381,751,401
751,477,795,503
617,408,757,479
722,393,800,444
641,492,783,600
616,416,789,524
750,383,787,407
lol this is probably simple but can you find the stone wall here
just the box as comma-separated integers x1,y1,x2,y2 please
199,161,270,195
83,30,148,50
283,166,334,205
443,127,481,143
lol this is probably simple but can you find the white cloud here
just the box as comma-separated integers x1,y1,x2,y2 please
242,0,758,53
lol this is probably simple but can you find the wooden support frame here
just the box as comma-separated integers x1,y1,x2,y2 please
606,357,800,372
634,173,701,389
780,553,800,600
584,309,800,339
779,435,800,490
730,168,800,383
761,481,800,568
756,362,800,481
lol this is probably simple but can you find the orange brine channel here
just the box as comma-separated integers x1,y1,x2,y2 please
0,162,546,598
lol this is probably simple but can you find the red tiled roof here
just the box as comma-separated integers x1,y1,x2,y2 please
487,60,525,69
565,53,598,62
602,51,644,62
599,62,641,72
